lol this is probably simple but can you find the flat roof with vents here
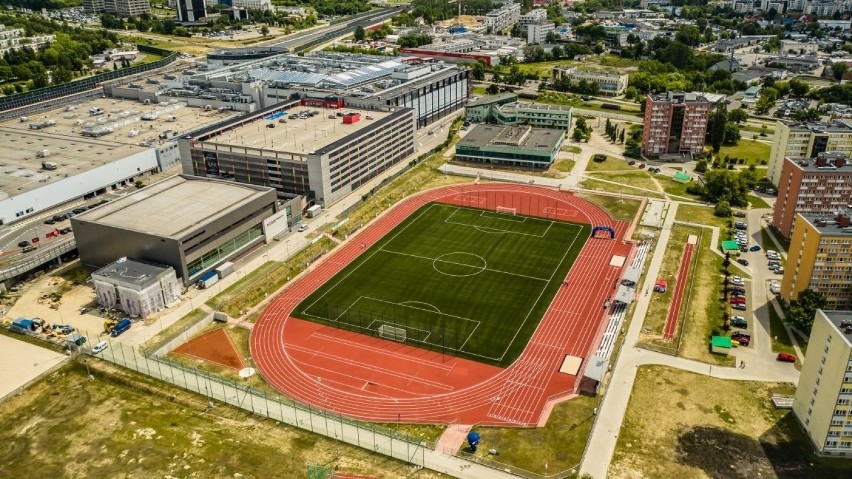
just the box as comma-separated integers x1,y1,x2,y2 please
457,124,565,153
0,97,238,198
821,310,852,347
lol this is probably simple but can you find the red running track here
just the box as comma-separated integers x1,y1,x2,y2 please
251,184,634,426
662,242,694,341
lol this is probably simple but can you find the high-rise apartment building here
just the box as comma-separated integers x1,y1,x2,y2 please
768,120,852,186
773,153,852,238
793,309,852,456
781,212,852,310
641,92,711,156
82,0,150,16
177,0,207,22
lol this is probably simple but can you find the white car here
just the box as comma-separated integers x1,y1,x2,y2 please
297,224,309,232
91,341,108,355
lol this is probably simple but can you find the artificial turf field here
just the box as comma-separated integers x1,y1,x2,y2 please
293,203,590,367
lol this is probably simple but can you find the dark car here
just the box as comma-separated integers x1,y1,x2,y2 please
750,245,761,252
739,246,748,252
737,258,749,266
732,303,746,310
733,211,746,218
17,240,29,248
638,163,646,169
72,207,86,214
730,288,746,295
731,317,748,328
628,160,636,165
52,214,64,222
266,123,275,129
59,227,72,234
44,219,56,225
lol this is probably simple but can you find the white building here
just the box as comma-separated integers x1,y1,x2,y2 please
552,66,630,96
528,21,555,45
804,0,852,15
231,0,271,11
519,8,547,31
485,2,521,34
82,0,151,16
780,40,819,58
0,25,54,55
92,258,182,318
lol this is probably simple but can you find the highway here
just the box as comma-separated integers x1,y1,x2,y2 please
265,7,408,53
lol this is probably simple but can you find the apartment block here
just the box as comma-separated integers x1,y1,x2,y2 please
518,8,547,31
552,66,630,96
641,92,711,156
793,309,852,456
773,153,852,238
527,20,555,45
82,0,151,16
781,213,852,310
484,2,521,33
0,25,53,55
768,120,852,186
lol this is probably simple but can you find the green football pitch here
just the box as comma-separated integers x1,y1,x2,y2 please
293,203,590,367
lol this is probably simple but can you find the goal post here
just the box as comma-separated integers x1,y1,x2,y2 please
378,324,407,342
495,206,516,215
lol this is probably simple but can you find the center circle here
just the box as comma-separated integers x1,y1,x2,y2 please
432,252,487,277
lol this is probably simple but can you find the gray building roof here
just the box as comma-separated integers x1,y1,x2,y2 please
92,257,172,289
468,92,518,107
457,124,563,153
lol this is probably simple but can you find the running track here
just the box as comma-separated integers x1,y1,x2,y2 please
662,242,694,341
251,184,634,426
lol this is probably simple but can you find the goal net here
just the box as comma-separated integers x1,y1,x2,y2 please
496,206,517,215
378,324,407,342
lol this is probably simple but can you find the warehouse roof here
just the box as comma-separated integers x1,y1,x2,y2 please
77,175,273,238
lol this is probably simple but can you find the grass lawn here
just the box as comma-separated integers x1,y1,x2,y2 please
675,204,731,230
610,366,851,478
586,171,660,193
471,86,487,95
742,124,775,135
579,193,644,222
748,194,771,209
293,203,590,367
584,156,636,172
581,178,664,199
639,225,702,349
140,308,208,354
655,176,700,199
0,360,450,478
714,140,772,165
554,159,575,172
754,167,768,181
462,395,598,475
767,303,798,359
761,225,790,254
565,145,582,154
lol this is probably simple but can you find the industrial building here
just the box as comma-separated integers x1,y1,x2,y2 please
72,175,279,284
206,47,288,67
179,100,415,207
768,120,852,186
781,212,852,310
552,67,630,96
641,92,711,156
0,96,238,225
793,309,852,456
772,153,852,238
92,258,182,318
455,124,565,168
465,93,573,130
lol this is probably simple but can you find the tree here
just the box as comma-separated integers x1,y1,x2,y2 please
723,121,741,145
754,87,778,115
714,200,732,218
789,78,810,97
545,31,559,44
486,83,500,94
695,159,708,173
550,46,563,60
794,108,821,122
786,289,827,333
471,61,485,81
728,108,748,124
353,25,365,41
675,25,701,47
708,103,728,153
260,25,269,37
701,170,750,206
572,117,592,142
831,62,849,81
618,129,625,144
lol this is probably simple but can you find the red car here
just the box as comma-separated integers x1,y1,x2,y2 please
777,353,797,363
730,297,746,304
638,163,646,169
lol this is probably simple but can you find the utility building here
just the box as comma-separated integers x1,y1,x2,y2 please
92,258,182,318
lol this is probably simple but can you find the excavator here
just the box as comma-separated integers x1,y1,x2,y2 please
103,318,119,334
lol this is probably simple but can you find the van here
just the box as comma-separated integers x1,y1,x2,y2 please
110,318,131,337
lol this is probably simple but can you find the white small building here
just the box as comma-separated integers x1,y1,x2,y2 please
551,66,629,96
528,21,555,45
780,40,819,58
92,258,182,318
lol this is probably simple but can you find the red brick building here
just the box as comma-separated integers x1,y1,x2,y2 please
641,92,711,156
773,152,852,238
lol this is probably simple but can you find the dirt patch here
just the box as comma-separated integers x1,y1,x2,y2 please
174,328,245,370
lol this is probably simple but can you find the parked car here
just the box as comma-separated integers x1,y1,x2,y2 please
638,163,646,169
777,353,796,363
732,303,746,310
17,240,29,247
51,324,75,334
266,123,275,129
750,245,761,252
72,207,86,214
91,341,108,354
739,246,748,252
44,219,56,225
730,287,746,294
731,316,748,328
732,331,751,342
297,224,308,232
733,211,746,218
628,160,636,165
59,227,72,234
730,297,746,305
775,267,785,274
737,258,749,266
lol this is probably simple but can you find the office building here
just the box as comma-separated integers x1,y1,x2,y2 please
177,0,207,22
519,8,547,31
773,153,852,238
527,21,556,45
641,92,711,156
552,66,630,96
455,124,565,169
179,101,416,207
793,309,852,456
230,0,271,11
768,120,852,186
72,175,279,284
485,3,521,33
92,258,182,318
82,0,151,16
465,93,573,130
781,212,852,309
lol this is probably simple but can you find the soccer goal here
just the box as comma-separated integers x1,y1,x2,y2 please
495,206,517,216
378,324,407,342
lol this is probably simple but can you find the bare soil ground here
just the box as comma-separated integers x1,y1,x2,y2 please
610,366,852,479
0,360,450,478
